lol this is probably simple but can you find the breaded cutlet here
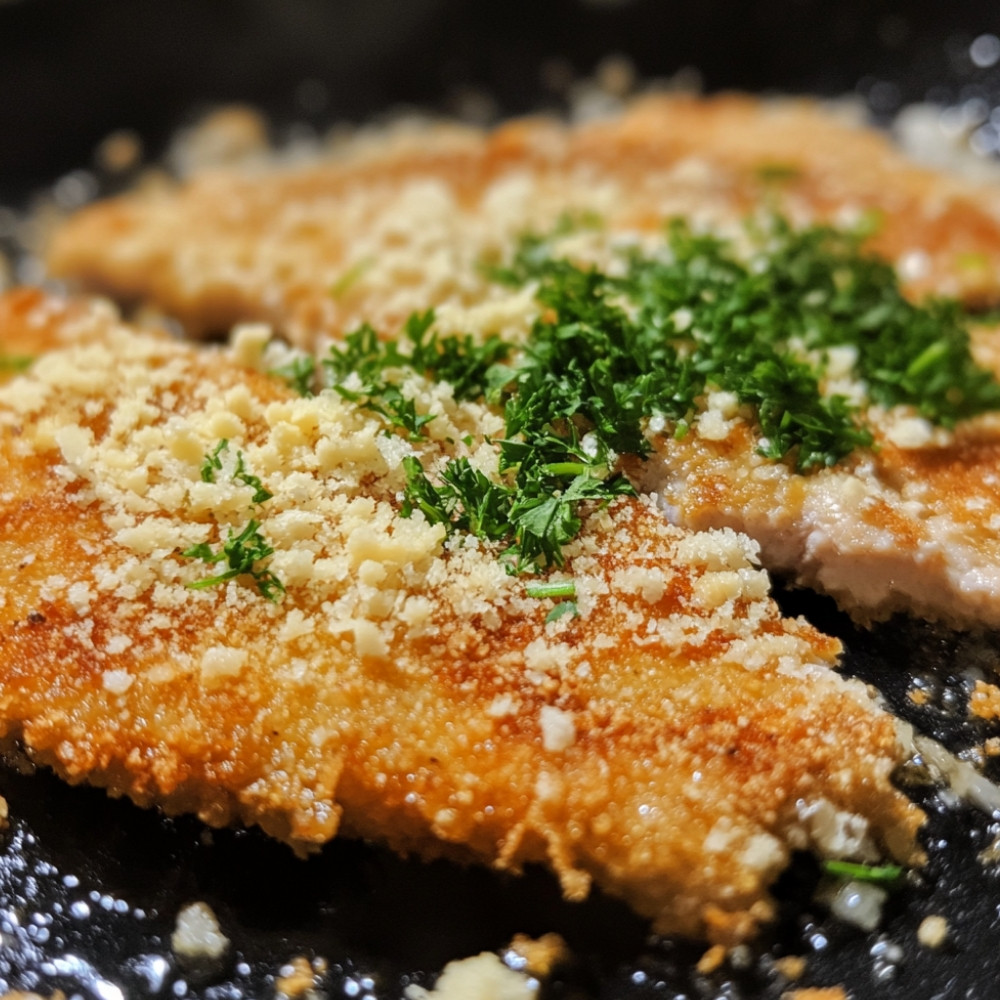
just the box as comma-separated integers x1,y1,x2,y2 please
0,289,922,944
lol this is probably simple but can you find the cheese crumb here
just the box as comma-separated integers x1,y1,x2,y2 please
200,645,249,686
539,705,576,752
917,914,948,949
404,952,538,1000
101,669,134,695
171,901,230,962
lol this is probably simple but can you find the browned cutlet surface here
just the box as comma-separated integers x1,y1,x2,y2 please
46,94,1000,345
0,290,922,944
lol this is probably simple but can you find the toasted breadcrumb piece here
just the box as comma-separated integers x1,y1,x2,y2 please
275,956,320,999
917,914,949,949
774,955,808,981
696,943,727,974
970,680,1000,720
505,934,569,977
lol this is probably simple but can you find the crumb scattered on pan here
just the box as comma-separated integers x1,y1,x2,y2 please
275,955,324,998
170,900,230,962
95,129,144,174
505,933,568,977
696,943,727,975
917,914,949,949
781,987,849,1000
969,680,1000,720
0,994,67,1000
773,955,808,980
404,950,538,1000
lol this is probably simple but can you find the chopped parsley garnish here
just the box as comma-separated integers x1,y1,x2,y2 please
323,309,510,439
493,215,1000,471
545,600,579,623
822,860,904,884
200,439,229,482
183,520,285,602
526,580,579,622
306,214,1000,576
525,580,577,599
330,257,373,298
754,163,802,184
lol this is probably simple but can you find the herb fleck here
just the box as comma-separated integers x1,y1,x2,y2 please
322,309,510,439
269,354,317,396
0,353,34,374
199,440,272,504
822,860,904,884
184,520,285,602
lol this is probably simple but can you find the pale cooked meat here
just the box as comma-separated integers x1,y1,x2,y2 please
631,370,1000,628
0,291,922,944
46,94,1000,346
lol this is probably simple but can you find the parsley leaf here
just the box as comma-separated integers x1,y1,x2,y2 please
183,520,285,602
269,354,316,396
201,439,229,482
0,353,34,374
545,600,579,623
323,310,511,439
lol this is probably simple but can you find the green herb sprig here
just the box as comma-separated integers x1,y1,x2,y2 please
183,520,285,602
185,442,282,600
269,354,317,396
323,309,510,439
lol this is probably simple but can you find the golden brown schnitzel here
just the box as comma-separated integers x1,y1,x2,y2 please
0,289,922,944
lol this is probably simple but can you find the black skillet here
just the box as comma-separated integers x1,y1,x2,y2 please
3,2,1000,997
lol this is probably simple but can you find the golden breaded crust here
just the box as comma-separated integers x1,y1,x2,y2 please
46,95,1000,345
0,291,921,943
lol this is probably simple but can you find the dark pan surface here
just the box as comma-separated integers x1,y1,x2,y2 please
4,2,1000,996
